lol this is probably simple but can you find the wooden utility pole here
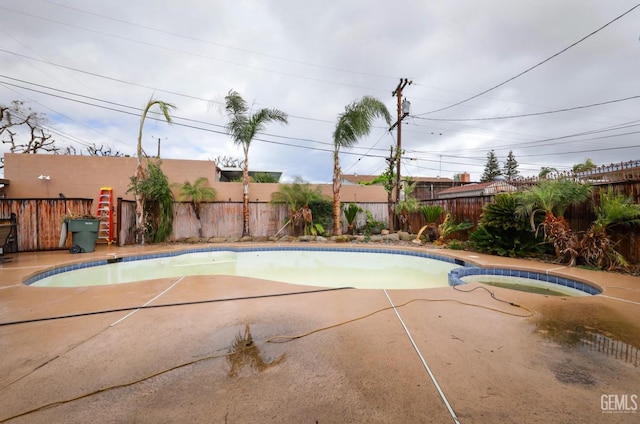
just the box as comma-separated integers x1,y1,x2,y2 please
385,145,397,232
389,78,412,224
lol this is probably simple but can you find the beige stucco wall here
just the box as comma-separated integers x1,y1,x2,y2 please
3,154,219,207
3,154,387,205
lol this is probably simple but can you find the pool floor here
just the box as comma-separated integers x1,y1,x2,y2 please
31,249,460,289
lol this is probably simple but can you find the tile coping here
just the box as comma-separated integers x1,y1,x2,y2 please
21,246,602,295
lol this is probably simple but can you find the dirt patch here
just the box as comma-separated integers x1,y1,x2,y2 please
550,359,597,385
531,300,640,348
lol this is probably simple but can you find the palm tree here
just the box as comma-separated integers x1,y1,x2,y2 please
343,202,362,234
516,178,591,265
271,177,324,236
419,205,444,241
538,166,558,179
224,90,288,237
332,96,391,235
580,188,640,270
572,158,596,174
175,177,217,220
134,97,176,245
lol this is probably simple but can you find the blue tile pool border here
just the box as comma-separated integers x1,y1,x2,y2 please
23,245,602,296
448,266,602,295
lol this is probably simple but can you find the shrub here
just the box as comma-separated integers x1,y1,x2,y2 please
469,193,544,257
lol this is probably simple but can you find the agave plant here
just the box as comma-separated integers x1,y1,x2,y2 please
436,213,473,245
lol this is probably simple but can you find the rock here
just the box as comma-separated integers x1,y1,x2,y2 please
226,236,241,243
381,229,390,235
398,231,412,241
185,236,202,243
316,236,328,243
382,233,400,242
252,236,269,243
298,235,315,242
240,236,253,242
208,237,227,243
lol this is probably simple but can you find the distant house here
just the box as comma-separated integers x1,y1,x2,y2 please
437,180,517,199
341,174,458,201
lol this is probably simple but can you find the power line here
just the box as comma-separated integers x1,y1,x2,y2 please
411,94,640,122
414,2,640,116
0,50,345,130
406,119,640,155
40,0,399,82
6,77,636,173
516,139,640,158
0,6,390,95
0,78,395,160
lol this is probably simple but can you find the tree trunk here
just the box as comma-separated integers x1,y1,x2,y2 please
134,162,146,245
332,150,341,236
242,147,250,237
387,188,395,232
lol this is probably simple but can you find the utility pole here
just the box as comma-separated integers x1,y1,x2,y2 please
389,78,412,224
385,145,398,232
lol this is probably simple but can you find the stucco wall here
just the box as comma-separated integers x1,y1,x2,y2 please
3,153,387,205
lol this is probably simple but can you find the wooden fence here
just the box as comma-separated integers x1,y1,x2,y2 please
117,200,390,245
2,181,639,264
0,198,93,252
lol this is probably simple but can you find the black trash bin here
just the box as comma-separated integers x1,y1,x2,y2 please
67,219,100,253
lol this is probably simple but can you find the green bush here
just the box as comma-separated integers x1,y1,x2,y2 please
362,209,386,236
469,193,544,257
420,205,444,223
128,160,174,243
309,198,333,236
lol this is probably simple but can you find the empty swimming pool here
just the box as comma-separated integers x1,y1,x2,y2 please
28,247,463,290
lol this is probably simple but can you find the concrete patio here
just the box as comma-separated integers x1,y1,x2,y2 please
1,243,639,423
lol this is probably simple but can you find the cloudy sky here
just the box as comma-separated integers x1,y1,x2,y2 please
1,0,639,183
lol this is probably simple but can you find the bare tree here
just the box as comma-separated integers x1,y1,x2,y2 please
1,100,58,168
86,143,124,157
214,155,244,168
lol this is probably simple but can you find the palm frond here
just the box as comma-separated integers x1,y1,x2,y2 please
333,96,391,150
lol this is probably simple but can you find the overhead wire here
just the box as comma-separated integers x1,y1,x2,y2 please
411,94,640,122
23,0,613,124
0,6,390,95
0,76,403,161
2,3,638,175
40,0,399,82
4,74,635,173
413,2,640,116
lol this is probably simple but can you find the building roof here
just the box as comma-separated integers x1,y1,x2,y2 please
341,174,453,185
437,180,517,199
